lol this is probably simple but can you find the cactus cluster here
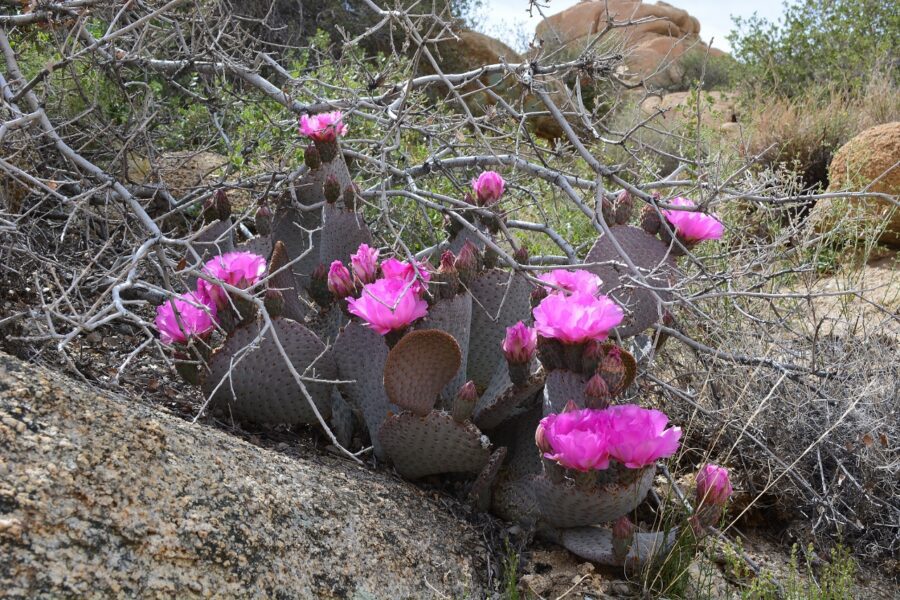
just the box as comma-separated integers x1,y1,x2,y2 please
153,111,732,571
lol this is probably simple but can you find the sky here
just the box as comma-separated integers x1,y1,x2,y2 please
478,0,788,52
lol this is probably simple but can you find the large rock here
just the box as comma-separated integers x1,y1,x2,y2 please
640,90,738,133
536,0,725,89
0,353,484,598
810,121,900,247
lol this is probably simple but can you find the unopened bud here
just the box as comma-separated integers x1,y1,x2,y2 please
303,143,321,170
343,184,358,210
324,174,341,204
456,240,480,279
530,285,548,309
612,516,635,561
451,380,478,423
255,205,272,235
514,246,529,265
439,250,457,274
600,345,627,395
614,189,633,225
641,205,662,235
327,260,354,298
562,399,579,413
535,422,553,454
264,288,284,317
584,373,611,409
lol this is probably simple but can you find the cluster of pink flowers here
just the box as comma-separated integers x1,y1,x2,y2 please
535,405,681,471
298,110,348,143
662,197,724,243
155,251,267,345
531,269,623,345
342,244,431,335
471,170,505,206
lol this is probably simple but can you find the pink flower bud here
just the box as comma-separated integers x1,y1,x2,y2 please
303,143,321,169
614,189,633,225
502,321,537,364
613,515,634,540
452,380,479,423
327,260,354,298
312,263,328,282
350,243,379,285
439,250,457,273
696,464,733,507
640,205,661,235
534,422,553,454
584,373,610,408
514,246,529,264
471,171,505,206
600,345,627,395
456,240,479,274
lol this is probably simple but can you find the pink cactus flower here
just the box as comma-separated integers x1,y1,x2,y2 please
298,110,348,143
661,197,724,243
346,277,429,335
502,321,538,364
327,260,355,298
538,269,603,296
380,257,431,295
601,404,682,468
538,408,611,471
532,292,624,344
350,243,379,285
471,171,505,206
197,251,267,309
155,292,217,345
696,464,733,506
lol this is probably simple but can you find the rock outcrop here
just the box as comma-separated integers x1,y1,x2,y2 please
809,121,900,247
536,0,726,89
0,352,484,599
640,91,739,134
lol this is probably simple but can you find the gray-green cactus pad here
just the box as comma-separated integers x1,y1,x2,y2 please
473,359,545,430
585,225,676,338
417,293,473,403
487,407,543,523
383,329,462,417
467,269,532,387
318,206,373,267
333,321,395,457
378,412,491,479
236,235,273,261
202,317,336,425
558,526,678,568
543,369,590,415
271,205,322,284
185,219,234,287
533,466,655,528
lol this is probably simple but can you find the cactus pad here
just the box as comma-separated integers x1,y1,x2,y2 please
417,293,473,402
333,321,396,457
467,269,533,387
271,206,321,283
532,466,655,528
543,369,590,415
585,225,675,338
317,205,373,267
236,235,272,260
383,329,462,416
474,360,545,430
468,446,508,512
378,412,491,479
202,317,336,425
558,527,678,568
267,240,308,323
491,473,540,525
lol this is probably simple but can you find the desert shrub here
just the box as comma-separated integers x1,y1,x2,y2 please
728,0,899,97
674,51,738,92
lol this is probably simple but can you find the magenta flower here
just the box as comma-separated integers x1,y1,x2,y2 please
155,292,217,345
532,292,624,344
197,251,267,309
380,257,431,295
298,110,348,143
327,260,354,298
538,408,611,471
471,171,505,206
661,197,724,243
600,404,681,468
350,243,379,285
346,277,429,335
696,464,733,506
538,269,603,296
502,321,537,364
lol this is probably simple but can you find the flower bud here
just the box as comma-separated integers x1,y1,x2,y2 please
471,171,505,206
327,260,354,298
323,174,341,204
696,463,733,507
502,321,537,365
303,143,321,170
350,243,379,285
264,287,284,317
641,205,662,235
562,399,579,413
612,516,635,561
514,246,529,265
582,339,604,373
584,373,611,409
451,380,478,423
255,205,272,236
439,250,457,274
614,189,633,225
343,184,358,211
530,285,548,309
600,345,627,395
309,263,332,306
456,240,480,281
601,195,615,225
